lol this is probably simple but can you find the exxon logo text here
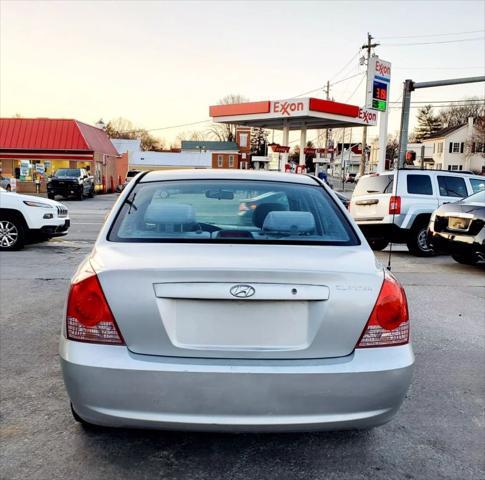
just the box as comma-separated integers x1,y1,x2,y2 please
375,60,391,77
273,101,304,116
359,109,377,124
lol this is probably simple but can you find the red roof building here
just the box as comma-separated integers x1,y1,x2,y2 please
0,118,123,193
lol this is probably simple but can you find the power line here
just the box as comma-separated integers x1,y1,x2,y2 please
383,37,484,47
345,73,366,103
389,99,485,104
330,72,364,87
394,66,484,70
329,50,361,82
292,49,362,99
390,104,484,109
378,29,484,40
293,86,326,98
122,119,211,134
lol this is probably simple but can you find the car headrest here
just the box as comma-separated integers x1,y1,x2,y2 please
252,203,287,228
262,211,316,235
144,203,196,225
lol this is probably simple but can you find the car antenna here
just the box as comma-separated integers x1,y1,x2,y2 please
387,162,401,271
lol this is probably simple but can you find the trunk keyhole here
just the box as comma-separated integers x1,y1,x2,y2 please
291,288,297,295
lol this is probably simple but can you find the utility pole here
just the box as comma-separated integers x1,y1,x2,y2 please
359,33,379,177
323,80,330,160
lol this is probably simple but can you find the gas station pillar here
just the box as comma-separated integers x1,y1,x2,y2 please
282,122,290,170
299,125,307,166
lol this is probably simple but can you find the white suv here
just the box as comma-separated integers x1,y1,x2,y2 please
350,169,485,256
0,188,70,250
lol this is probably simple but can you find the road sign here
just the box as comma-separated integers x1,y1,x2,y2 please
366,56,391,112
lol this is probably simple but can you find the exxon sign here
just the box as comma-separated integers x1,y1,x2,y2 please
366,56,391,112
271,99,308,116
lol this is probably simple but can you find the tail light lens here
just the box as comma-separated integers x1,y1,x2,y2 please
389,195,401,215
66,263,124,345
356,271,409,348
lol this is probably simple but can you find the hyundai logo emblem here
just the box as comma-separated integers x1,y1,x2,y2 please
230,284,256,298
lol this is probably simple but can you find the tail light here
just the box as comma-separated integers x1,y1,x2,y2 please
389,196,401,215
66,263,124,345
356,271,409,348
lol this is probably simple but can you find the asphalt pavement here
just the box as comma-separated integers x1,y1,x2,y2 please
1,193,484,480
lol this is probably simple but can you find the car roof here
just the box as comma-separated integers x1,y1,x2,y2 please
360,170,482,179
140,169,318,185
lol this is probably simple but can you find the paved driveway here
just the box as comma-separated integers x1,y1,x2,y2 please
1,194,484,480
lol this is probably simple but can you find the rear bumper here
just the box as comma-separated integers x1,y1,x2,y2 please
357,223,409,243
428,230,485,256
60,337,414,432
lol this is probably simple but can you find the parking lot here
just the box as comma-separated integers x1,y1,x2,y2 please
1,193,484,480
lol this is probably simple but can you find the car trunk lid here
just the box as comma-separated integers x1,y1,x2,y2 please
92,243,383,359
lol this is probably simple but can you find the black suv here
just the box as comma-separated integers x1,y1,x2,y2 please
47,168,95,200
428,189,485,266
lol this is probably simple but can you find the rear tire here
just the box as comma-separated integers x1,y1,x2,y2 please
451,253,479,266
369,239,389,251
407,223,434,257
0,214,25,251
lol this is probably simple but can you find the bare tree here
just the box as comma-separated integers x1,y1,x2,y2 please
438,98,485,127
207,94,249,142
386,134,400,165
174,129,208,146
105,117,163,151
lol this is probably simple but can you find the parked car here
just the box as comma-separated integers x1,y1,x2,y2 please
349,169,485,256
345,172,357,183
60,169,413,432
47,168,95,200
0,175,13,191
0,187,69,250
428,189,485,265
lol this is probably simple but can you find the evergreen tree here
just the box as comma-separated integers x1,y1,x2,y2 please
414,105,442,142
250,128,269,156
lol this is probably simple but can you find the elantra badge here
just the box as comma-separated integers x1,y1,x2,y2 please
230,284,256,298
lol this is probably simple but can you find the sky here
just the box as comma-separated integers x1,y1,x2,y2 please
1,0,484,147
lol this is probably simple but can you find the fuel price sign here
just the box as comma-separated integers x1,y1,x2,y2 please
372,79,388,111
365,56,391,112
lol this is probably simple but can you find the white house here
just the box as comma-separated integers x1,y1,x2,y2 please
421,118,485,173
130,151,211,170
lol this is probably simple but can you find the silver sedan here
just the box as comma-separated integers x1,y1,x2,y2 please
60,170,413,432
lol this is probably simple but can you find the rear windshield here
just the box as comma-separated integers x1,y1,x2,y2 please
464,189,485,203
108,179,359,245
354,174,394,195
55,169,80,177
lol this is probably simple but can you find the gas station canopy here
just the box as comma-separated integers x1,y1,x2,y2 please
209,97,378,130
